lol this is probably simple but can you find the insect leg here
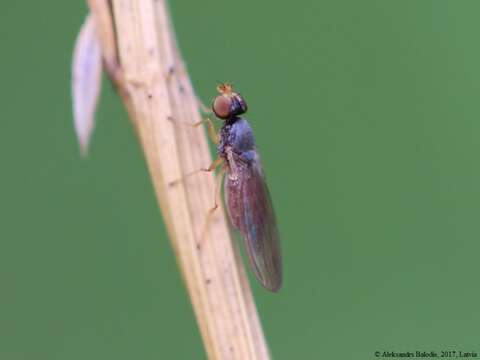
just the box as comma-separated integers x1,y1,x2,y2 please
168,116,219,145
192,118,219,145
211,165,226,212
206,156,224,172
169,156,224,186
197,97,213,115
198,165,226,249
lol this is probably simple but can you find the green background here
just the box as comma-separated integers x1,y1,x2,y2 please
1,1,479,359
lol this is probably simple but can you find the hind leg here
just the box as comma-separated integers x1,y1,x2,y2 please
198,165,226,248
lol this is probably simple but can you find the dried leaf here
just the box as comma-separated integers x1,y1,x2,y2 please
72,14,103,156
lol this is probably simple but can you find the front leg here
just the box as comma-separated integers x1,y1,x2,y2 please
193,118,220,145
168,116,220,145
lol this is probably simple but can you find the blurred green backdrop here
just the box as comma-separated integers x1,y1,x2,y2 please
1,0,480,359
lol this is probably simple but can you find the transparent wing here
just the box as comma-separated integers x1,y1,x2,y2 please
225,154,282,292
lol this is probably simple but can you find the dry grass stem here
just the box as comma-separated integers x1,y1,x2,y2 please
86,0,271,359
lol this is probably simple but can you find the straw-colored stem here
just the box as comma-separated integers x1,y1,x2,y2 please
87,0,271,359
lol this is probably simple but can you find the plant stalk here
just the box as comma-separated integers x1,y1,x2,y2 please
87,0,271,359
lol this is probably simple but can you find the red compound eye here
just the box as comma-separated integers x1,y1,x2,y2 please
212,95,232,119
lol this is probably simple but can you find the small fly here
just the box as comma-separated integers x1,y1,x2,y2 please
201,83,282,292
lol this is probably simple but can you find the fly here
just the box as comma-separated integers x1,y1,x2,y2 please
203,83,282,292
